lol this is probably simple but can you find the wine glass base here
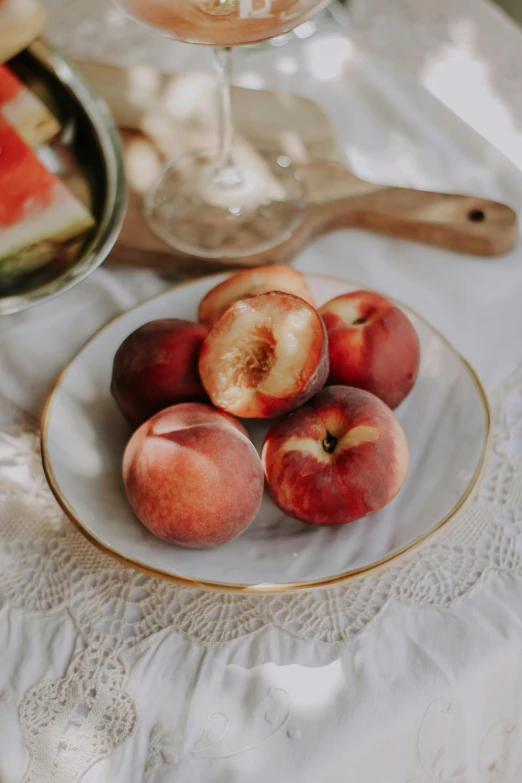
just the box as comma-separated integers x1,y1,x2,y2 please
144,148,305,259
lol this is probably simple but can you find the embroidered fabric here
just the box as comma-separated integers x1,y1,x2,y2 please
18,649,137,783
3,1,522,777
0,366,520,650
1,365,521,779
406,697,522,783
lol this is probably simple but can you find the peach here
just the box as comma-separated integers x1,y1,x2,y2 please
198,265,315,328
111,319,208,428
262,386,408,525
319,291,420,409
123,403,264,548
198,291,329,419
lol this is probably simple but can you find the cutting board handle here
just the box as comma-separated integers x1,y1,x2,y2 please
304,161,519,256
347,187,517,256
300,161,513,259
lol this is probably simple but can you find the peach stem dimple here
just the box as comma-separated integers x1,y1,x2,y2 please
351,307,376,327
322,432,338,453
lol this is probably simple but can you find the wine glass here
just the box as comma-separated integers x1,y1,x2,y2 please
115,0,331,258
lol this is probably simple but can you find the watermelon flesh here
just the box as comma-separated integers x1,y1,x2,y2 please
0,64,60,147
0,119,95,280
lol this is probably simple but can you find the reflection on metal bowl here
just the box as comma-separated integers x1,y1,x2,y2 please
1,39,126,315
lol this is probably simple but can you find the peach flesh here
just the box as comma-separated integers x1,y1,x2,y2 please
198,291,329,418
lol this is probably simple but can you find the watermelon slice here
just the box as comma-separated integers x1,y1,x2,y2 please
0,0,47,63
0,64,60,146
0,119,95,282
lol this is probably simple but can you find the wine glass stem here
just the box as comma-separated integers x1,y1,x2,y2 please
212,46,242,187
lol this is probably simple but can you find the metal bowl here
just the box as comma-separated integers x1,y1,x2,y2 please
1,39,126,315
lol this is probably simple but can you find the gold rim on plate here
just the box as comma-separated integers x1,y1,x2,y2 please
40,272,491,594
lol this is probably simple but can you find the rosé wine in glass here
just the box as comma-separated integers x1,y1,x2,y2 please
120,0,329,45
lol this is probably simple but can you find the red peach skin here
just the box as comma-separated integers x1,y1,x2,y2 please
198,265,316,328
319,291,420,409
123,403,264,548
111,319,208,428
198,291,329,419
262,386,409,525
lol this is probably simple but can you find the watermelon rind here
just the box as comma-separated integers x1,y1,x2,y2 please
0,80,60,147
0,184,94,255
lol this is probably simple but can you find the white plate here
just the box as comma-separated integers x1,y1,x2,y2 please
41,273,490,593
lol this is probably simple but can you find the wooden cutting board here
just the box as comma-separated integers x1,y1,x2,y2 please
0,0,46,63
75,60,519,277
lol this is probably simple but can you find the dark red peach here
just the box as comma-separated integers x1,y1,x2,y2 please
111,318,208,428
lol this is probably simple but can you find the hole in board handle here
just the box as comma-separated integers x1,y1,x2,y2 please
468,209,485,222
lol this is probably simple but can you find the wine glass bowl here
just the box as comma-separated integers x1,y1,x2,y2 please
146,147,305,258
118,0,331,46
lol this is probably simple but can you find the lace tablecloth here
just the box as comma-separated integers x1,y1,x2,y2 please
2,1,522,781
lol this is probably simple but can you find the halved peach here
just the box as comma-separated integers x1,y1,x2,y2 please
198,291,328,418
198,265,315,328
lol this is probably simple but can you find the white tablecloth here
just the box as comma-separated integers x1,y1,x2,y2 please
2,1,522,781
